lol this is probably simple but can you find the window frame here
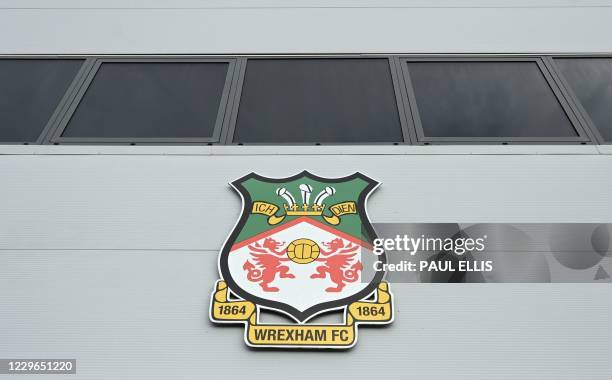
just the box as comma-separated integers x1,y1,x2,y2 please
222,55,414,145
48,57,237,145
547,55,612,145
397,56,592,145
0,57,89,145
2,54,609,146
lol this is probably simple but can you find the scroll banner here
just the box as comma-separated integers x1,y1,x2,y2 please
251,201,357,226
323,201,357,225
251,202,285,225
211,280,392,348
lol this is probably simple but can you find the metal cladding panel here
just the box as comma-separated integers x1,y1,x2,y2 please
0,0,612,54
1,250,611,379
0,152,611,378
1,0,612,376
0,154,611,250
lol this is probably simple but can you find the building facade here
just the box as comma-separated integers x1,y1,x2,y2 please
1,1,611,379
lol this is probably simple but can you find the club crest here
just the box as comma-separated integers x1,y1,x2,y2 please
210,171,393,349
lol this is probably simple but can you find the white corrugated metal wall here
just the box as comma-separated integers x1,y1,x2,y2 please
1,1,611,379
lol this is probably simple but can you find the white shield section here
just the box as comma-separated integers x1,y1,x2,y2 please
227,220,375,312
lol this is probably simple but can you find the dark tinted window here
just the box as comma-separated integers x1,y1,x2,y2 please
406,61,578,138
62,62,229,139
233,59,403,143
555,58,612,142
0,59,82,142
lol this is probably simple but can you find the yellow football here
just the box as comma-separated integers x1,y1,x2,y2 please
286,238,320,264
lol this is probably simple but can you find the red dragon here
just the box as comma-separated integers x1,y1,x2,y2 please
242,237,363,293
311,238,363,292
242,238,294,292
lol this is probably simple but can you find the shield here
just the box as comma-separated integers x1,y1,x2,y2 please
218,171,386,323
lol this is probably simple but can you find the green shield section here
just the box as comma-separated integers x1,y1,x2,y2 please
234,175,374,244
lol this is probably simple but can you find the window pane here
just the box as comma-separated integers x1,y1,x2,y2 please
62,62,229,139
0,59,82,142
555,58,612,142
406,61,578,138
233,59,403,143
